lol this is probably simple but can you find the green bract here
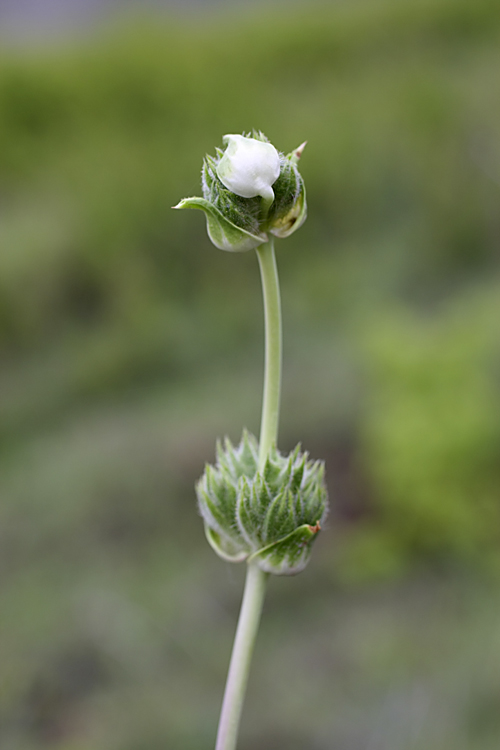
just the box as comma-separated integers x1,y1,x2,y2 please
173,131,307,252
196,431,328,575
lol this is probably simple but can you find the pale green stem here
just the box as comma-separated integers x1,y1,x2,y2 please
214,237,283,750
256,237,282,469
215,562,268,750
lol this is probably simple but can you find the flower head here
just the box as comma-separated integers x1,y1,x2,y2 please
196,431,328,575
174,131,308,251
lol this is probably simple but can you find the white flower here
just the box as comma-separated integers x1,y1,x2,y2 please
216,134,281,203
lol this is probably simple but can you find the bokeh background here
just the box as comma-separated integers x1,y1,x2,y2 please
1,0,500,748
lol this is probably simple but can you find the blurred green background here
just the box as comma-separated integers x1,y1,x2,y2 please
1,0,500,747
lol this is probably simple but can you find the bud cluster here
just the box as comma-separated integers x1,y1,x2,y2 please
196,431,328,575
174,131,307,252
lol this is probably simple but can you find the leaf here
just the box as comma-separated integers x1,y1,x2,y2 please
269,172,307,239
248,522,322,575
204,525,249,563
173,197,267,252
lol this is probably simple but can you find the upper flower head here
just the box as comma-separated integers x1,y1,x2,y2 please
174,131,307,252
216,134,281,203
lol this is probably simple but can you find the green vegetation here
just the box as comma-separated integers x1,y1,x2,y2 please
1,0,500,747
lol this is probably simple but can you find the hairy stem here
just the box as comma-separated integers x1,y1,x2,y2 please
215,563,268,750
256,237,282,469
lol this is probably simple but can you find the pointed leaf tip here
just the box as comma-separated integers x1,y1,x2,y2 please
294,141,307,159
172,198,194,209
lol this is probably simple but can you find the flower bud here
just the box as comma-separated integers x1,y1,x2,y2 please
216,134,281,202
196,431,328,575
173,131,308,251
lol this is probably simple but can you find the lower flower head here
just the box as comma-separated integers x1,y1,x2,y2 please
196,431,328,575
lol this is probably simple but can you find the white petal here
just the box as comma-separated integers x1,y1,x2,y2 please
217,134,281,200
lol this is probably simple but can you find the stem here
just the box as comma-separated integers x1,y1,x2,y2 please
214,237,282,750
215,563,268,750
256,238,282,469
